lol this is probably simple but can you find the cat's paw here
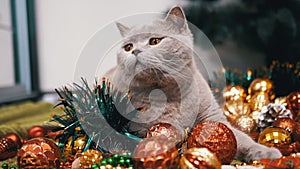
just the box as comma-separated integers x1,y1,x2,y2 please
245,143,282,162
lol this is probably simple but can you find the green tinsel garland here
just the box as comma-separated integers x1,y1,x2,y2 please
223,61,300,96
52,78,141,154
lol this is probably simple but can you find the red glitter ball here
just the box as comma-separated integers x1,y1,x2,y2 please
187,121,237,164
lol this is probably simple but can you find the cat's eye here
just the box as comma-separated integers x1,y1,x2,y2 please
149,37,163,46
124,43,133,52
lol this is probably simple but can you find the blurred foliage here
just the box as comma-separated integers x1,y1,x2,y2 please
184,0,300,65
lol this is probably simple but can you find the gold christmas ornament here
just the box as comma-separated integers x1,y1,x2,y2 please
274,97,287,107
223,99,251,121
179,147,221,169
250,110,260,123
80,149,103,168
248,92,270,112
248,78,275,100
233,115,256,134
222,85,246,101
258,127,291,148
64,136,87,161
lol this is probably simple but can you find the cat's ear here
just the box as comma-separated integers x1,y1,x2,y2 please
116,22,130,37
165,6,188,32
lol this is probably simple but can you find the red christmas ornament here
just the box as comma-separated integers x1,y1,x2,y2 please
28,125,47,138
291,142,300,152
133,136,179,169
4,132,22,148
292,122,300,142
187,121,237,164
287,91,300,121
272,117,296,133
259,156,300,168
0,138,18,161
17,137,61,168
248,132,259,142
276,144,294,156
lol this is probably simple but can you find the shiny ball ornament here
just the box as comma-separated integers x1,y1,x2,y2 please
17,137,61,168
258,127,291,148
3,133,22,148
222,85,246,101
250,110,260,123
146,123,185,147
249,132,259,142
248,92,270,112
233,115,256,134
99,153,134,168
290,141,300,153
287,91,300,121
28,125,47,139
272,117,296,133
274,97,287,107
276,142,300,156
223,99,251,121
133,136,178,169
292,122,300,142
257,103,293,132
64,136,87,160
79,149,103,168
0,138,18,161
187,121,237,164
248,78,275,100
60,161,72,168
179,147,221,169
276,144,293,156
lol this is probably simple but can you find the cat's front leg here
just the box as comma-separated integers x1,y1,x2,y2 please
230,127,282,163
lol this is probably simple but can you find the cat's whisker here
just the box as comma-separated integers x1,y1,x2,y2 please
159,61,192,81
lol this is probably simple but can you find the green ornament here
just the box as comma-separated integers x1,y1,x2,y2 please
100,159,107,165
119,159,125,165
125,158,131,165
91,164,99,169
1,163,8,169
108,157,114,164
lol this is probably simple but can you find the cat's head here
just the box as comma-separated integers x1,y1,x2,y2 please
116,6,194,77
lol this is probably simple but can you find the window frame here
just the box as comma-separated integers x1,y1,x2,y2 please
0,0,39,104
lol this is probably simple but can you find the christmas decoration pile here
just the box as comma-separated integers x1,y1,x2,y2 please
0,61,300,168
222,77,300,157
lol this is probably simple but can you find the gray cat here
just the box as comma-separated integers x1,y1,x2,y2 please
105,6,282,162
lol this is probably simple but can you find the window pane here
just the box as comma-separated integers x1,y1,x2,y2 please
0,0,15,87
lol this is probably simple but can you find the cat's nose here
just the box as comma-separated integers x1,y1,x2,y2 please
132,49,142,56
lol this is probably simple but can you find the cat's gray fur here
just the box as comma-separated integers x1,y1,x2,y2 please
105,6,282,162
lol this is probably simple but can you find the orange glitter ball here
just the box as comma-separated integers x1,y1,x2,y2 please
187,121,237,164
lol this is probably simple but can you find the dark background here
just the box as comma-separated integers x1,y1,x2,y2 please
184,0,300,65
